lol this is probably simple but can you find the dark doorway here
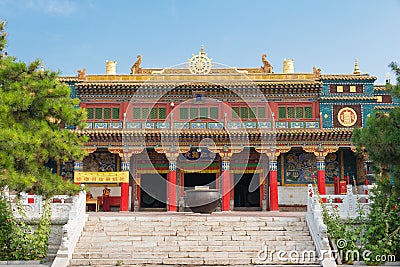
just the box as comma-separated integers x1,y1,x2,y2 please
234,174,260,208
140,173,167,209
184,173,216,190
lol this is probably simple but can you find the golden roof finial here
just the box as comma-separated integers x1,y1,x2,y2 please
353,59,360,74
200,45,205,55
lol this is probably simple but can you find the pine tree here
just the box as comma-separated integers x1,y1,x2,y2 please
0,21,87,196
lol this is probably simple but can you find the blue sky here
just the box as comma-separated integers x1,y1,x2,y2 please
1,0,399,83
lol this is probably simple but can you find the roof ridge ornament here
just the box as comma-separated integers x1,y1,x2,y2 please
188,45,212,74
353,59,360,75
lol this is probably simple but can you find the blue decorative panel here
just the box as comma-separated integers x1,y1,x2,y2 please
275,122,288,128
191,122,207,129
325,152,339,184
320,104,333,128
126,122,141,129
208,122,224,129
258,122,272,129
228,122,241,129
290,122,304,128
284,149,317,184
94,122,108,129
305,122,319,128
109,122,122,129
84,122,93,129
243,122,257,128
174,122,189,129
156,122,170,129
142,122,155,129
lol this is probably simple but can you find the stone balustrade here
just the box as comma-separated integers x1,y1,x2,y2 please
306,184,373,267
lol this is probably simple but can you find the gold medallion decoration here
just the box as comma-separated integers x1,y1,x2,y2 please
337,107,357,127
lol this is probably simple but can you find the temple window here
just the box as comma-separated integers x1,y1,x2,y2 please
232,106,264,119
278,105,313,120
131,107,166,120
86,107,120,121
179,107,219,120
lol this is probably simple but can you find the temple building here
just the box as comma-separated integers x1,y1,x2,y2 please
58,47,398,212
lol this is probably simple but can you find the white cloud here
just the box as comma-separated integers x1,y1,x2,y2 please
25,0,77,15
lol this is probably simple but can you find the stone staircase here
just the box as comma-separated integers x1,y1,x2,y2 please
69,212,320,266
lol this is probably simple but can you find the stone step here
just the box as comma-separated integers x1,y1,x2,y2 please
70,257,320,266
70,214,318,266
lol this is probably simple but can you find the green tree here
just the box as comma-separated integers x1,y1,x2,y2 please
352,62,400,263
0,21,87,196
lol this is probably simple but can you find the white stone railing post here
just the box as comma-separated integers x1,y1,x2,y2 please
306,184,337,267
52,189,87,267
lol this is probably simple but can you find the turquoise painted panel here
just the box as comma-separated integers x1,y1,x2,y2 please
243,122,257,128
208,122,224,129
94,122,108,129
174,122,189,129
126,122,141,129
258,122,272,129
142,122,155,129
156,122,170,129
305,121,319,128
191,122,207,129
275,122,288,129
109,122,122,129
290,122,304,128
228,122,241,129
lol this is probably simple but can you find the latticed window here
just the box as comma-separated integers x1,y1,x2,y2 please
287,107,295,118
278,106,313,119
240,107,248,118
258,107,266,118
180,108,188,120
141,108,149,119
190,108,198,119
200,107,208,118
278,107,286,119
232,107,239,119
296,107,303,118
210,107,218,120
103,108,111,119
132,108,140,120
159,108,167,119
112,108,120,119
150,108,157,119
95,108,103,119
250,107,256,118
305,107,312,118
86,108,94,119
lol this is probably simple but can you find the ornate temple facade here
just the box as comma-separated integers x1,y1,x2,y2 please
58,47,398,212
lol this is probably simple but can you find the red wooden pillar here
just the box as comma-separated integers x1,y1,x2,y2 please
120,182,129,211
120,159,131,212
317,158,326,195
167,161,177,212
269,160,279,211
222,159,231,211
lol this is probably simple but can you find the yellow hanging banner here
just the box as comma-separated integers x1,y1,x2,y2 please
74,172,129,183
